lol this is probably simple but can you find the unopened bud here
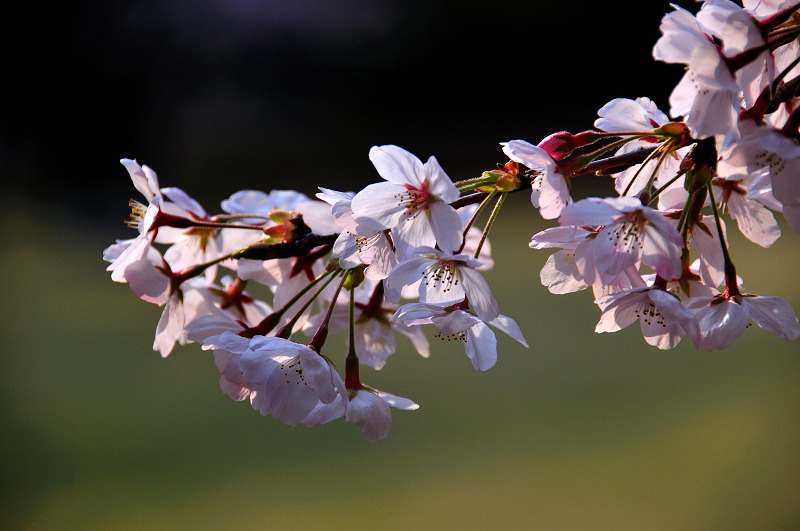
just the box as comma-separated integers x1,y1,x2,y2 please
658,122,688,136
538,130,601,161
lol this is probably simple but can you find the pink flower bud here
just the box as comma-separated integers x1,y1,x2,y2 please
538,131,600,161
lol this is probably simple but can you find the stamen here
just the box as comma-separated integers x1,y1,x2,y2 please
434,330,467,343
126,199,147,229
608,217,643,254
393,184,430,218
421,260,460,293
280,357,307,386
634,297,667,328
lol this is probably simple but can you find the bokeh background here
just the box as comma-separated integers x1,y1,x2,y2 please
4,1,800,529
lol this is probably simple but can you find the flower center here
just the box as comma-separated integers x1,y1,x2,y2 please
422,260,460,294
395,181,430,217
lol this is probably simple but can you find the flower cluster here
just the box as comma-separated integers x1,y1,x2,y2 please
105,0,800,441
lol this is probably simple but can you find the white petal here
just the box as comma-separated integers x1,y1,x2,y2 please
459,266,499,322
428,201,464,254
123,258,169,305
346,390,393,442
742,296,800,340
465,322,497,371
487,314,528,347
422,156,460,202
153,294,184,357
369,145,424,187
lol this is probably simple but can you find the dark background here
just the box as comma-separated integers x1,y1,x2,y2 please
10,3,800,530
6,0,695,226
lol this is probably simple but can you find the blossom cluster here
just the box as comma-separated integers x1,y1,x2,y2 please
105,0,800,441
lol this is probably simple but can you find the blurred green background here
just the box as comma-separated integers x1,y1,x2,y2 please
4,1,800,529
2,199,799,530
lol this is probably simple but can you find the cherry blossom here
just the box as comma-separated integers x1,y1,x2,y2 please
685,292,800,350
384,246,499,322
351,144,462,254
501,139,571,219
391,302,527,371
558,196,684,283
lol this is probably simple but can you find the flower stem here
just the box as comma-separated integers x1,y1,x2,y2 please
474,192,506,259
706,183,741,296
275,268,341,339
307,269,349,353
345,282,361,390
457,189,497,254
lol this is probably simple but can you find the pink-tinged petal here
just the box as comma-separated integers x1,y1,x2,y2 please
384,256,432,301
593,224,642,279
559,197,622,226
202,330,252,354
161,187,206,217
261,359,325,425
363,236,397,280
391,302,439,327
103,239,133,264
351,181,409,230
742,296,800,340
432,309,482,335
727,192,781,247
108,236,152,282
302,395,346,427
501,140,554,170
121,158,159,202
237,258,284,286
221,189,270,215
375,390,419,410
771,167,800,232
643,290,700,349
346,390,393,442
690,219,726,288
332,232,361,269
536,171,572,220
465,322,497,371
487,314,528,347
123,258,169,304
214,350,253,401
300,352,341,405
640,223,683,280
369,145,424,187
529,225,590,249
295,200,341,235
594,97,668,133
316,187,355,206
692,298,751,350
653,7,708,64
459,266,499,322
595,289,647,333
354,319,396,368
428,201,463,254
422,156,460,202
153,294,185,357
394,211,436,250
540,250,589,294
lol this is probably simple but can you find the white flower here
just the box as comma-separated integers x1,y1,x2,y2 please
501,139,572,219
240,336,346,426
391,302,527,371
316,187,397,279
350,145,463,253
653,4,743,147
595,282,701,350
559,196,684,282
302,386,419,441
385,246,499,322
685,292,800,350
